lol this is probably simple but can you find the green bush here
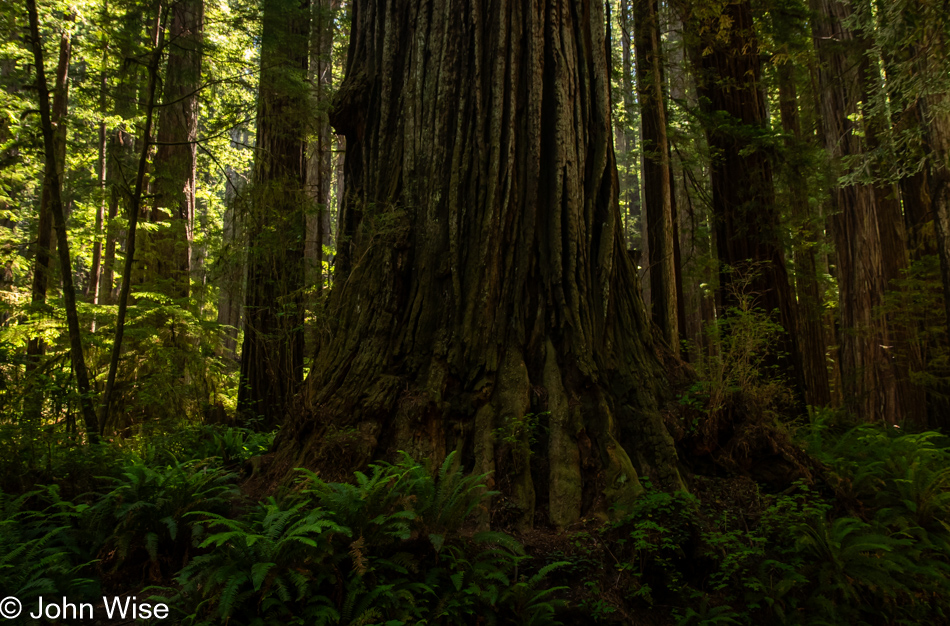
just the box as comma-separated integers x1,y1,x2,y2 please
175,452,566,625
0,486,97,604
177,499,347,625
141,423,275,467
85,459,238,581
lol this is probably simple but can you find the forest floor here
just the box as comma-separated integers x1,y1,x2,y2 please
2,409,950,625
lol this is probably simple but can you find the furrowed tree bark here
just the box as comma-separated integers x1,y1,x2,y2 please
237,0,309,425
149,0,203,299
26,0,98,441
274,0,685,529
776,60,831,407
860,16,927,423
682,0,806,403
634,0,678,356
907,3,950,427
810,0,912,423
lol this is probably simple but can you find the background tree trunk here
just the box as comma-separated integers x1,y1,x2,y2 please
634,0,678,356
216,129,249,360
26,0,98,440
274,0,684,530
149,0,203,298
684,0,805,402
616,0,642,249
98,130,128,306
88,42,108,308
304,0,336,356
26,20,71,365
237,0,309,424
776,60,831,407
810,0,907,423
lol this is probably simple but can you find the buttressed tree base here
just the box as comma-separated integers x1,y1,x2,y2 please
273,0,685,529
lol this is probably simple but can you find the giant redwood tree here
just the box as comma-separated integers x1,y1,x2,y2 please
273,0,684,528
238,0,309,424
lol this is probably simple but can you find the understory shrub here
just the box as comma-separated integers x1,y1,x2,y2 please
175,452,567,625
591,422,950,626
0,486,97,605
84,459,238,582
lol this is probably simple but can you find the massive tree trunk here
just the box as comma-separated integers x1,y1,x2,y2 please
237,0,309,424
682,0,805,401
274,0,684,529
148,0,203,299
810,0,914,423
633,0,678,356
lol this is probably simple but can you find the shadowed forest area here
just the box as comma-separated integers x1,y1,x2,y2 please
3,0,950,623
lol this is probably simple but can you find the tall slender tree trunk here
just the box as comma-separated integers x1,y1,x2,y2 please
810,0,914,423
238,0,309,425
862,39,927,422
304,0,336,357
217,132,248,360
776,61,831,407
98,130,125,305
149,0,203,299
24,15,72,424
99,6,165,435
26,18,71,365
274,0,684,529
925,101,950,354
88,46,108,308
683,0,805,402
914,75,950,431
26,0,98,440
666,9,710,358
617,0,642,249
634,0,678,356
